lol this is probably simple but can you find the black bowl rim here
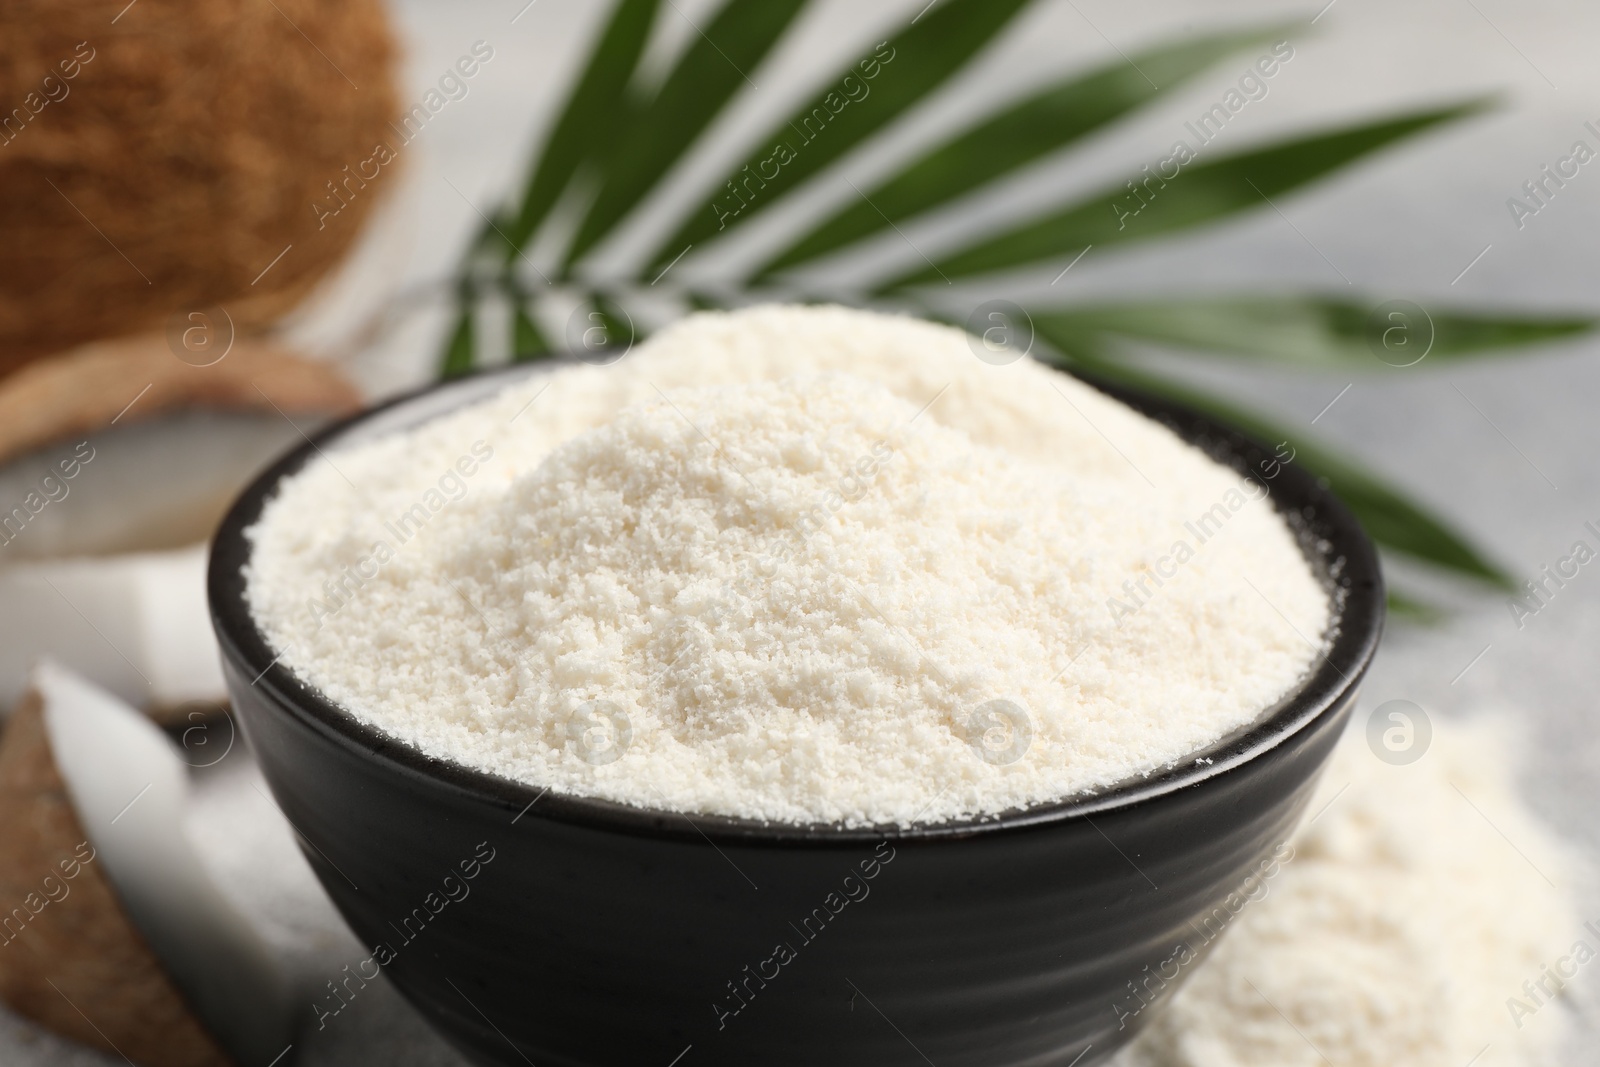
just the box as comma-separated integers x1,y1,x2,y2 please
209,357,1384,847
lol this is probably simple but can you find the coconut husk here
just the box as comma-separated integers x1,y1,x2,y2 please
0,690,230,1066
0,0,398,373
0,332,363,466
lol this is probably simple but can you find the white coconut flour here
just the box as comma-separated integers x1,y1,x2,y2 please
245,305,1330,826
1118,713,1584,1067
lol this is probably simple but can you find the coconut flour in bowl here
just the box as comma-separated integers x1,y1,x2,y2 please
243,305,1331,827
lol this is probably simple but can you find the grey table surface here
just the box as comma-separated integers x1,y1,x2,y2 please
6,0,1600,1062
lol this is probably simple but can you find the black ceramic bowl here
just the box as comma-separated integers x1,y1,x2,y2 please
209,361,1383,1067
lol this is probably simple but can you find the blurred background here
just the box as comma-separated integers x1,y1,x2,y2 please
2,0,1598,1063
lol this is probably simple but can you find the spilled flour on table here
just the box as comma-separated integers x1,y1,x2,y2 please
1119,713,1587,1067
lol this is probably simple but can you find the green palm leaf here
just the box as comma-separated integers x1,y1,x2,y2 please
433,9,1591,611
1031,295,1592,370
564,0,812,268
440,306,476,379
641,0,1037,274
1031,318,1512,587
499,0,660,259
881,99,1491,289
754,26,1294,278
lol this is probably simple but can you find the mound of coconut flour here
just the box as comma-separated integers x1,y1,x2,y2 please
245,305,1330,826
1118,714,1584,1067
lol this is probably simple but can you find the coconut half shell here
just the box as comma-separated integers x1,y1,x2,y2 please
0,333,363,467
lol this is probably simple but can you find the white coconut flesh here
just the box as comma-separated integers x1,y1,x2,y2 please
0,411,329,714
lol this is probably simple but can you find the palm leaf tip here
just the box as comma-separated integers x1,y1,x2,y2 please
881,96,1499,290
1031,326,1515,589
1024,296,1594,370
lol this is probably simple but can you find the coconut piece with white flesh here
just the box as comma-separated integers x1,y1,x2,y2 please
0,335,361,719
0,661,294,1066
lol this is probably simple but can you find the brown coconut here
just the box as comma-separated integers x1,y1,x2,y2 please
0,690,230,1066
0,0,398,373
